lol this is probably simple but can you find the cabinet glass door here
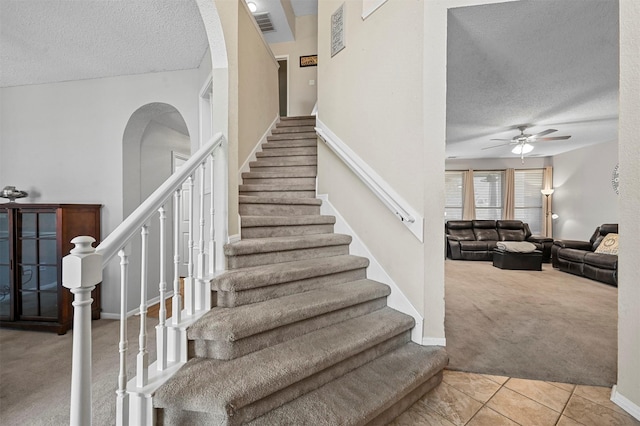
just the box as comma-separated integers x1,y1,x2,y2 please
0,211,10,319
17,211,58,320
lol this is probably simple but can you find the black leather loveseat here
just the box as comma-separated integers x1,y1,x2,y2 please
446,220,553,262
552,224,618,286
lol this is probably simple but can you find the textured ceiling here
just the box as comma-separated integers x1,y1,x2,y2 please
1,0,617,160
446,0,619,160
0,0,209,88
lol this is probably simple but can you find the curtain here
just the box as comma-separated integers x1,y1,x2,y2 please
503,168,515,220
462,169,476,220
542,166,554,237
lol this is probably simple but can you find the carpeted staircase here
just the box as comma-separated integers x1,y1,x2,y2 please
153,116,448,425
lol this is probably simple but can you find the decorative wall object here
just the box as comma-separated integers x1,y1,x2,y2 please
362,0,388,19
300,55,318,67
331,3,346,57
611,163,620,194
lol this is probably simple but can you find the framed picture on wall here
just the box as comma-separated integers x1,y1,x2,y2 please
300,55,318,67
331,3,346,57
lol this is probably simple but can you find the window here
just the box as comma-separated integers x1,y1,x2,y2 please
514,169,544,234
473,171,504,220
445,171,464,220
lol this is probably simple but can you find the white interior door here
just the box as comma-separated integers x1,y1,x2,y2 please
173,152,190,277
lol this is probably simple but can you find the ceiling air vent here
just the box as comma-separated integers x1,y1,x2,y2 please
254,12,275,33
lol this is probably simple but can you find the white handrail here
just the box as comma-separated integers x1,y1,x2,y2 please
96,133,225,265
314,120,424,242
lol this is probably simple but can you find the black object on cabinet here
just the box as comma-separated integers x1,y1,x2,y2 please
0,203,101,334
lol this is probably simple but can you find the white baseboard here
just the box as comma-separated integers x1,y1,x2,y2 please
228,233,241,244
422,337,446,347
101,291,174,319
611,385,640,420
318,194,424,344
238,115,280,178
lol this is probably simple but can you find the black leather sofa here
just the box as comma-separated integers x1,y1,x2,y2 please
552,224,618,286
445,220,553,262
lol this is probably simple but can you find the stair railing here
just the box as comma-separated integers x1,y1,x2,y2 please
62,133,226,426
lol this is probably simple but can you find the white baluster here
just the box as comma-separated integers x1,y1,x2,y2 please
156,207,167,371
197,161,208,310
62,236,102,426
137,225,149,387
209,152,216,276
184,175,195,315
116,248,129,426
172,188,182,327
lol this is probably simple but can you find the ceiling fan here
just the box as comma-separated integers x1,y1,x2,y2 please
483,125,571,163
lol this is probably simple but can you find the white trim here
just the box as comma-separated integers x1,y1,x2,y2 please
238,115,280,178
100,291,175,319
275,55,290,117
318,194,423,344
422,337,447,347
315,119,424,242
228,233,241,244
611,385,640,420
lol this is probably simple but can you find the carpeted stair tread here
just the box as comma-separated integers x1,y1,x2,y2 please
271,126,316,134
225,234,352,268
248,343,449,426
212,254,369,292
261,139,317,149
239,195,322,206
224,233,351,256
280,115,315,121
242,170,317,179
267,132,317,141
276,119,316,127
153,308,414,416
242,215,336,227
256,147,316,157
189,279,390,342
249,156,317,167
239,183,316,193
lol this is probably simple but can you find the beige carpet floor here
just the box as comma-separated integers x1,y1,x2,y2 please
0,315,157,426
445,260,617,386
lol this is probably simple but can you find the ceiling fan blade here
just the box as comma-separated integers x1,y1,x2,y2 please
534,135,571,141
489,138,513,141
530,129,557,138
482,143,510,150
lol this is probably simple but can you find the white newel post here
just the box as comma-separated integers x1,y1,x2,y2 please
62,236,103,426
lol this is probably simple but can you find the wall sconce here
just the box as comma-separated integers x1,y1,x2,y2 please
541,188,555,197
247,1,257,12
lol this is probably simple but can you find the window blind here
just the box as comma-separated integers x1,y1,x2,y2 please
473,171,504,220
514,169,544,234
444,171,464,221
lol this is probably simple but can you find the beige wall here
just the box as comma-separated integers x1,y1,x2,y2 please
215,0,279,237
317,1,429,332
270,15,319,116
238,4,279,166
617,0,640,414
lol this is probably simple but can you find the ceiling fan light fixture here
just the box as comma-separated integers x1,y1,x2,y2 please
512,143,534,155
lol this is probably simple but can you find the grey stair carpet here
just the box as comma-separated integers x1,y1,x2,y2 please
153,116,447,425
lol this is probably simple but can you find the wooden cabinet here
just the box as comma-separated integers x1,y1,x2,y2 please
0,203,101,334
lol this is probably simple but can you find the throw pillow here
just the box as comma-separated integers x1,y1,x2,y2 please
594,233,619,255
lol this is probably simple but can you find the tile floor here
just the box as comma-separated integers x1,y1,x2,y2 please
389,369,640,426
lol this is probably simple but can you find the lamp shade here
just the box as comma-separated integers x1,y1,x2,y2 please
512,143,534,154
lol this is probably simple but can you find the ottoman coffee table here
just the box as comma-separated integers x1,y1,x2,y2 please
493,248,543,271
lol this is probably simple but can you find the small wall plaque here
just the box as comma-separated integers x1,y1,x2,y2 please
300,55,318,67
331,3,346,57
